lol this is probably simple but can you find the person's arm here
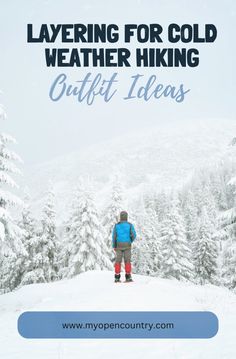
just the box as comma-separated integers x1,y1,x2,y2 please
131,224,136,241
112,225,117,248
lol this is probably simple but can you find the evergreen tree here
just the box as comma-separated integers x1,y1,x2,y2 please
58,185,82,278
221,235,236,289
160,196,194,281
221,175,236,229
131,200,151,275
0,103,25,293
143,190,157,211
155,191,170,223
220,169,236,288
132,239,150,275
195,181,217,221
141,207,162,276
17,198,45,286
102,174,124,257
183,190,199,252
39,186,59,282
66,183,112,277
194,206,218,284
57,226,73,279
210,168,228,211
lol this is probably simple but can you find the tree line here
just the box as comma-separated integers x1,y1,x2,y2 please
1,103,236,293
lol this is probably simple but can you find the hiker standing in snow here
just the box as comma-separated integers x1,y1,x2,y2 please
112,211,137,282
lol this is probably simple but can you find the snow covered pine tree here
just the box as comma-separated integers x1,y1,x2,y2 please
194,206,218,285
221,167,236,289
39,186,59,282
0,102,26,293
102,174,124,260
66,181,112,277
160,196,194,281
18,196,45,286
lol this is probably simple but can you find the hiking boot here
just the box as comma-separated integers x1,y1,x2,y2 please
115,274,121,283
125,273,133,282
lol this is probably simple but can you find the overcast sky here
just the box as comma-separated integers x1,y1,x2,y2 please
0,0,235,165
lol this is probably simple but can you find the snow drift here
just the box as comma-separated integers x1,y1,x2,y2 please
0,270,236,359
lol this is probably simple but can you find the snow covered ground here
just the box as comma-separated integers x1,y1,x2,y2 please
0,270,236,359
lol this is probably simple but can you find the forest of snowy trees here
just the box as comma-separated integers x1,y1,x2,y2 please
1,101,236,294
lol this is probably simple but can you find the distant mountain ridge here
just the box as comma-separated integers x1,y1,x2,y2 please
22,118,236,221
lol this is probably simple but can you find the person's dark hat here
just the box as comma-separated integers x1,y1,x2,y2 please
120,211,128,221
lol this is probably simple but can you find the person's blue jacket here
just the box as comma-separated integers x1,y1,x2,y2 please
112,221,136,248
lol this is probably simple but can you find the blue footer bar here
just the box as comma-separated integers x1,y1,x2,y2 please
18,311,218,339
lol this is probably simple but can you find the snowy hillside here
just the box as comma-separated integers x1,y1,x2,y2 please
0,270,236,359
23,118,236,220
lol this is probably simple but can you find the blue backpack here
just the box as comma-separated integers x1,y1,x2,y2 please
114,222,134,248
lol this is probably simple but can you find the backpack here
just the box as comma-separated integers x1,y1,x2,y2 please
114,222,134,248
